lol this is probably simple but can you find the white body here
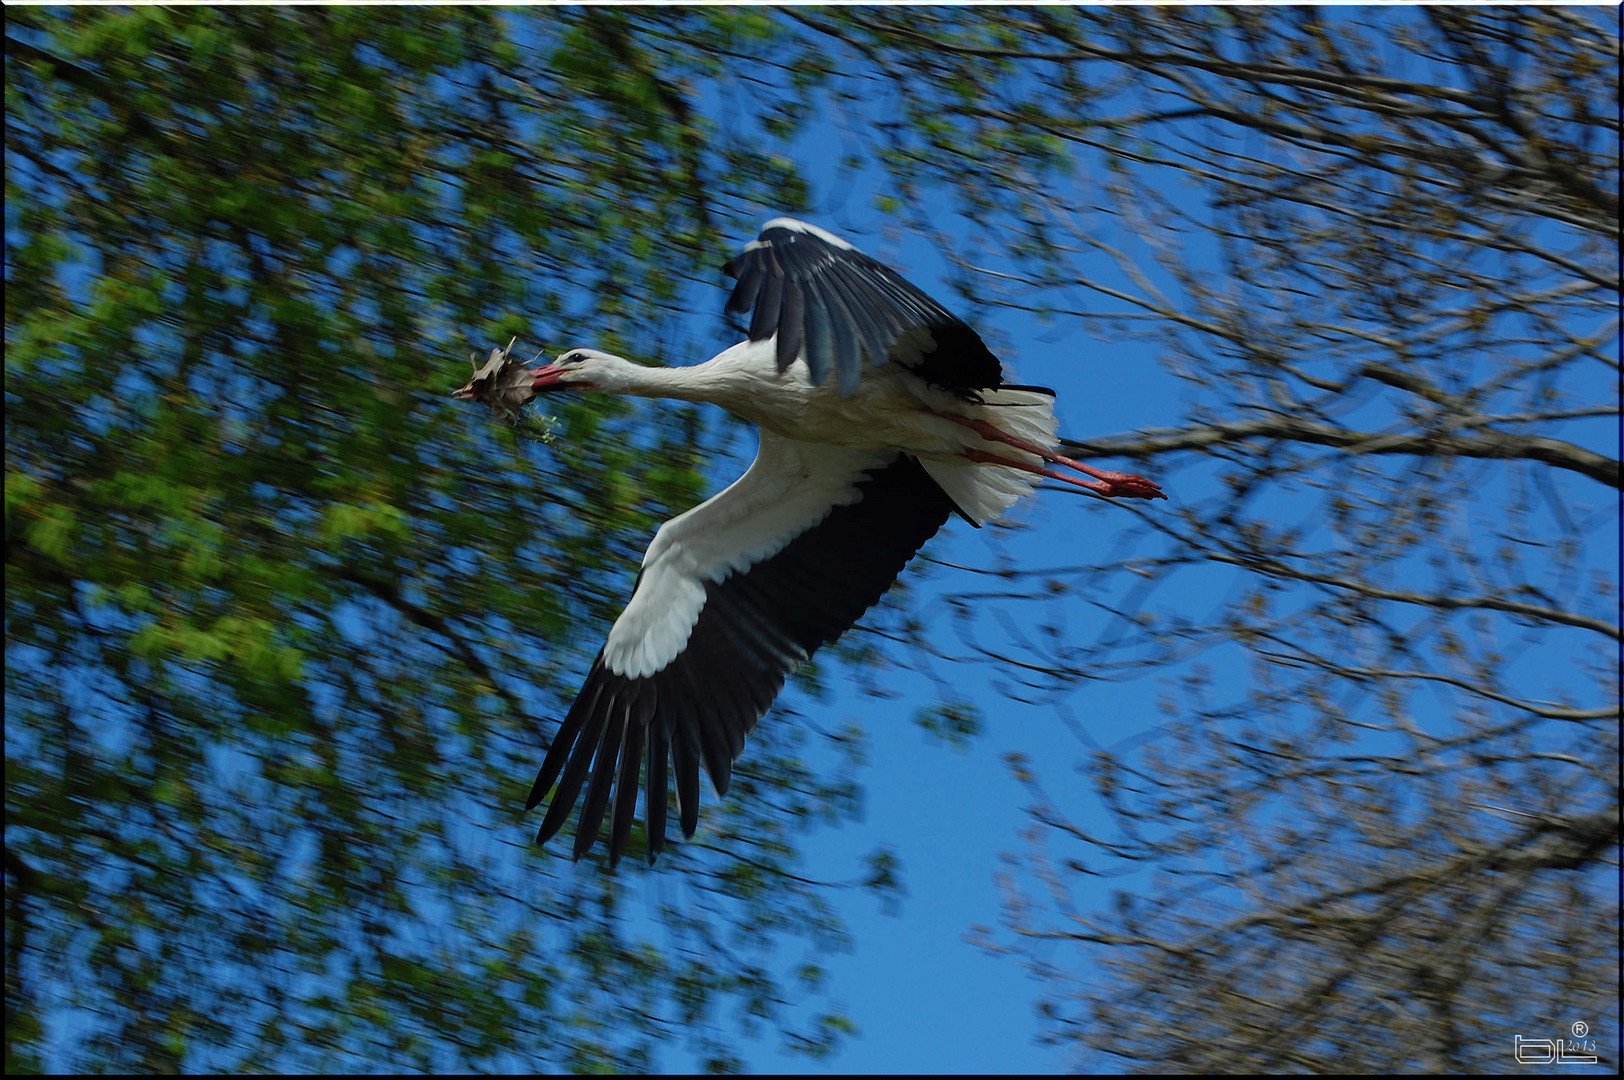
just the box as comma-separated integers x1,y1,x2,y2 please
583,337,1060,527
516,217,1157,865
576,338,1059,679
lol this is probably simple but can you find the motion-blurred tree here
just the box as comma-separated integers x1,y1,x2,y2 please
789,6,1619,1072
5,8,874,1072
8,7,1619,1075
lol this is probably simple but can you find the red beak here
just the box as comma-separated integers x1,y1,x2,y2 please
453,346,579,412
529,362,574,392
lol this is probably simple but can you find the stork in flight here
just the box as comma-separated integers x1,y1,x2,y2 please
456,218,1164,865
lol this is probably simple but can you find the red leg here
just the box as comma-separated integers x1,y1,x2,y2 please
963,449,1158,500
948,415,1166,500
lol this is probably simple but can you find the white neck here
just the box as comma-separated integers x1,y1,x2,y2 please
613,362,718,402
587,343,772,413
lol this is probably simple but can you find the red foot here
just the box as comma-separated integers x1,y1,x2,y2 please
1080,469,1165,500
950,415,1166,500
963,449,1164,500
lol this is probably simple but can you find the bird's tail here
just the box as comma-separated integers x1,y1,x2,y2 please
977,385,1060,450
919,387,1059,525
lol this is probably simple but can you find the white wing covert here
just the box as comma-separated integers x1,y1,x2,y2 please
527,433,957,863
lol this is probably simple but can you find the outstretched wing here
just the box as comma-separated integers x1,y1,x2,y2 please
527,433,956,864
722,217,1003,397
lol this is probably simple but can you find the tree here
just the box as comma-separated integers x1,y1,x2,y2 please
787,6,1619,1072
8,8,1617,1074
5,9,884,1072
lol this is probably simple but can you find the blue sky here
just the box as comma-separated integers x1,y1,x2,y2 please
585,18,1619,1070
612,117,1204,1073
13,9,1616,1073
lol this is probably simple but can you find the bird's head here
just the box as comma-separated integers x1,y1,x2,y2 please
529,348,643,395
455,345,667,416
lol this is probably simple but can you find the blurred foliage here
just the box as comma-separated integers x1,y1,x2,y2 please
4,8,875,1072
913,700,982,750
7,7,1619,1075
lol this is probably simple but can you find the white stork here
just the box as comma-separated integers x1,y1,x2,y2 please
458,218,1164,865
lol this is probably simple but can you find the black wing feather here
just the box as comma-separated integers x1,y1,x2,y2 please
776,281,805,373
534,678,611,843
816,275,865,396
669,694,703,838
610,699,648,862
571,687,629,858
525,681,590,810
726,261,764,320
683,622,749,788
722,220,1004,396
801,279,836,387
824,261,895,371
528,454,956,864
645,719,670,859
748,253,784,343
